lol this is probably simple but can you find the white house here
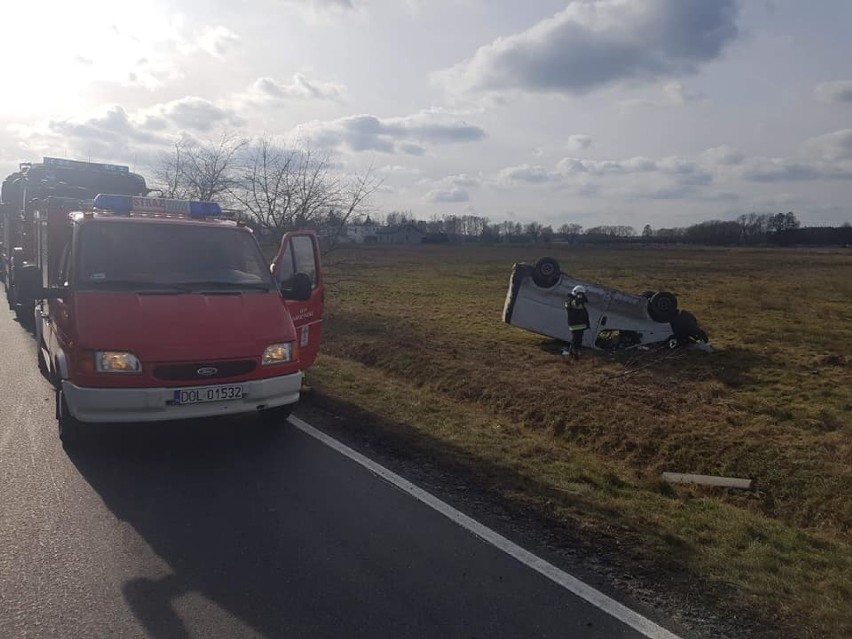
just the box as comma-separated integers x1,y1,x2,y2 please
342,216,380,244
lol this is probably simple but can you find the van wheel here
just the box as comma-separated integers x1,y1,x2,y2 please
56,389,81,445
532,257,561,288
648,292,678,323
260,404,293,426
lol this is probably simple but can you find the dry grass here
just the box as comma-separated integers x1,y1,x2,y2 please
308,244,852,638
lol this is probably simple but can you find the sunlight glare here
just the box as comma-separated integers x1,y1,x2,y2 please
1,1,186,116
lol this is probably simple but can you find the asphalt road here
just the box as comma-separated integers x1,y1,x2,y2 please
0,305,676,639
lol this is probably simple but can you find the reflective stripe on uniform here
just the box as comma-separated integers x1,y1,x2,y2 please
569,324,588,331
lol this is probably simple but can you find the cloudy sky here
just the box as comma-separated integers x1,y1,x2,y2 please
2,0,851,228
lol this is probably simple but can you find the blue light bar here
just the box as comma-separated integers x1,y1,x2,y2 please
93,194,133,213
93,194,222,218
189,201,223,217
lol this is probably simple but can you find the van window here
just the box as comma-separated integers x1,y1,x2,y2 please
276,235,318,289
292,235,317,288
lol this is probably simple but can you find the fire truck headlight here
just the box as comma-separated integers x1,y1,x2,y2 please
95,351,142,373
262,343,294,365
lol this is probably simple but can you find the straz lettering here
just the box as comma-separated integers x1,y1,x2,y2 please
132,197,166,211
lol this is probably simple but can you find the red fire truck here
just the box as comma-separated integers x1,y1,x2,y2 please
33,193,323,442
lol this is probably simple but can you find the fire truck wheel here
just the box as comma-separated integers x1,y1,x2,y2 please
56,390,81,444
532,257,561,288
259,404,293,426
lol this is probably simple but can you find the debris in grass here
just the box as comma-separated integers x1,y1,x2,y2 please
661,472,753,490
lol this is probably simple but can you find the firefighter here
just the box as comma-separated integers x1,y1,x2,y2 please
563,285,590,360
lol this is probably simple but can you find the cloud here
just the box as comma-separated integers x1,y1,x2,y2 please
399,143,426,156
279,0,357,21
287,0,355,8
147,97,246,132
618,81,705,112
556,156,657,175
249,74,348,103
701,145,745,166
567,134,592,151
423,173,479,203
187,26,241,58
426,187,470,203
738,157,852,182
662,81,704,105
49,106,163,145
299,110,486,154
804,129,852,162
636,185,699,200
500,164,559,184
38,106,170,163
815,80,852,103
379,164,422,176
437,0,740,96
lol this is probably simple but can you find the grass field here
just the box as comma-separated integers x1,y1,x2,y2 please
306,244,852,638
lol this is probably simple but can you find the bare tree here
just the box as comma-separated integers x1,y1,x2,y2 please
326,163,382,250
232,135,381,249
150,131,247,203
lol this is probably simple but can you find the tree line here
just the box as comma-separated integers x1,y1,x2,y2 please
372,210,851,247
149,133,850,248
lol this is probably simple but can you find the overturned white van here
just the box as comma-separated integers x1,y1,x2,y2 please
503,257,710,351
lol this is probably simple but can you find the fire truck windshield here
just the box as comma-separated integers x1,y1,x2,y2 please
76,221,275,292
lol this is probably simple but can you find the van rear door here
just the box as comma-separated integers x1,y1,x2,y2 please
270,231,323,369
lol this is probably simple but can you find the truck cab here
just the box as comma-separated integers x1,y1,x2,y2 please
34,194,323,442
2,157,147,324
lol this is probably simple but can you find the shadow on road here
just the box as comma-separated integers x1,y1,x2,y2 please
65,417,344,639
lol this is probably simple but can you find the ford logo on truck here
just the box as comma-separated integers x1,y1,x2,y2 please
197,367,218,377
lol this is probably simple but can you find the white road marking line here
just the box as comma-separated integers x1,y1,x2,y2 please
289,416,684,639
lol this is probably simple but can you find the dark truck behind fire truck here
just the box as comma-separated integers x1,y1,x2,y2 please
1,157,147,324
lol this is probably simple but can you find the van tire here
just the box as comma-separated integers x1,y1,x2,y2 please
532,257,561,288
648,292,678,323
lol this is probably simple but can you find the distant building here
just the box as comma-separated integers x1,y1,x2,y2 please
377,223,425,245
342,216,380,244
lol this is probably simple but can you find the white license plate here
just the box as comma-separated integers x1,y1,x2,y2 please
173,384,244,405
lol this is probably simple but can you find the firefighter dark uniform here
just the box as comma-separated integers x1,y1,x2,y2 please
564,287,589,360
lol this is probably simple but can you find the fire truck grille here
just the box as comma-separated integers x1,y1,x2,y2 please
153,360,257,381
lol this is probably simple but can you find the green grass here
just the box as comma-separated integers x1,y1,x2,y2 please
308,244,852,638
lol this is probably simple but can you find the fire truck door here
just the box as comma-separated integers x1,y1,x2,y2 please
270,232,324,369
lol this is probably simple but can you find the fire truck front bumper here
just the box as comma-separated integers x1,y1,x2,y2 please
61,373,302,423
